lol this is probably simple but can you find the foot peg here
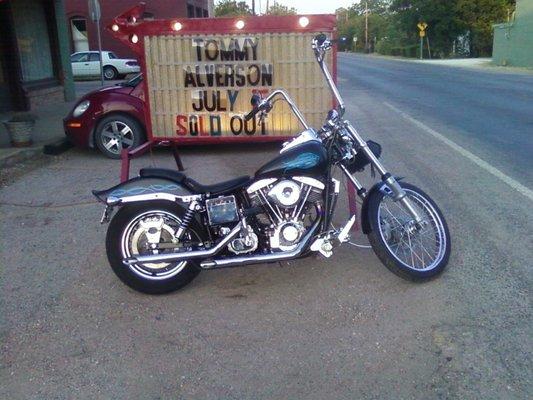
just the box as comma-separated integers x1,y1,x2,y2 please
310,215,357,258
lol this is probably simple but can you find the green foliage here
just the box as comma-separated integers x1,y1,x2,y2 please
338,0,516,58
456,0,515,56
337,9,390,52
266,2,297,15
214,0,252,17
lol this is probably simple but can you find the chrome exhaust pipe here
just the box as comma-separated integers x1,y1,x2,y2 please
123,223,242,266
200,219,320,269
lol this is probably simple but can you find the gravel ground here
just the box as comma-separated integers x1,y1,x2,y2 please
1,58,531,399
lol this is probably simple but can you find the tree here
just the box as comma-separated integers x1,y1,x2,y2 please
214,0,252,17
350,0,391,16
337,3,390,52
456,0,515,56
390,0,463,57
266,2,297,15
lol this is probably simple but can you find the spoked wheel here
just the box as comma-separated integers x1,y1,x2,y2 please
366,182,450,281
106,201,203,294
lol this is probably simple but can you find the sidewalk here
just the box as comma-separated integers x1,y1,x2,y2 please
0,79,121,168
0,100,75,167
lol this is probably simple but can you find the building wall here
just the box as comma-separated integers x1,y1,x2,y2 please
65,0,211,59
493,0,533,68
0,0,74,112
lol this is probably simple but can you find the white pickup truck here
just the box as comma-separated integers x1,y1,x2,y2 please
70,51,140,80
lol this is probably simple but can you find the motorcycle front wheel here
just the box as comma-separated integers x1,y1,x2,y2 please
366,182,451,281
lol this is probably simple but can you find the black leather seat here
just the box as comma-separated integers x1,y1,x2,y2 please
139,168,251,195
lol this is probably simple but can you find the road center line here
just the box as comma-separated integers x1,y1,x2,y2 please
383,101,533,201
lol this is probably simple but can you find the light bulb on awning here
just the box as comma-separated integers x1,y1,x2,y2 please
299,17,309,28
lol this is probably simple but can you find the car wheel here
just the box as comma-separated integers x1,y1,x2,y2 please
103,66,118,80
95,114,144,159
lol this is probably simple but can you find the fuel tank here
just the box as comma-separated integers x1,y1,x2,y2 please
255,141,328,179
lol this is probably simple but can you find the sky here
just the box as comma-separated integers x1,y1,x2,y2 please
255,0,358,15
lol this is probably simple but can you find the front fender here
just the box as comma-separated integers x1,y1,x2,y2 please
92,176,199,206
360,178,403,234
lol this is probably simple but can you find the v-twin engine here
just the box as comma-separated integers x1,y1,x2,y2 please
246,176,324,251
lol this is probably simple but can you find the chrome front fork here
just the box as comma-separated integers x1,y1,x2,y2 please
343,122,424,225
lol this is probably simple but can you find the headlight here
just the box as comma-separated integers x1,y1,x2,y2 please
73,100,90,117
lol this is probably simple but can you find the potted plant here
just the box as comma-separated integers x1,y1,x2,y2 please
3,113,37,147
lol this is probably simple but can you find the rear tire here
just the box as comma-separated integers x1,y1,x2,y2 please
106,201,203,294
366,182,451,281
103,65,118,80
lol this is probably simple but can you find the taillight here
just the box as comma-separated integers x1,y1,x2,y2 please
126,61,139,66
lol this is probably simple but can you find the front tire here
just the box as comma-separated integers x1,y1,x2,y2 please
95,114,144,159
106,201,203,294
366,182,451,281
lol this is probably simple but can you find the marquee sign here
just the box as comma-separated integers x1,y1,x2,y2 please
108,3,337,143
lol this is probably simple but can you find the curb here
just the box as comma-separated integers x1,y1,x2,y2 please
0,138,73,169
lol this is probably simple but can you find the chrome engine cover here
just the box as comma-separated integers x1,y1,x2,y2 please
228,225,259,255
270,220,305,251
268,180,301,208
246,176,324,252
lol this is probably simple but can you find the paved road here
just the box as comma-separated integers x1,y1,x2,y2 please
1,57,532,399
339,53,533,186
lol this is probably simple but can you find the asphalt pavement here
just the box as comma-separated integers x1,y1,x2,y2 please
1,56,532,399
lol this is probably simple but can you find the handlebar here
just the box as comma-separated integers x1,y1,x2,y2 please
244,106,261,122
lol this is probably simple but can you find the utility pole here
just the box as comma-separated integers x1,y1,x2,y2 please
266,0,269,14
365,1,368,53
88,0,104,86
252,0,256,15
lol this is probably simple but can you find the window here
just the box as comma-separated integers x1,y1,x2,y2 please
89,53,100,62
203,9,209,17
108,52,117,59
71,53,88,62
196,7,203,17
70,17,89,52
187,4,195,18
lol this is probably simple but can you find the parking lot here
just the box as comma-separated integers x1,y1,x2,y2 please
1,58,532,399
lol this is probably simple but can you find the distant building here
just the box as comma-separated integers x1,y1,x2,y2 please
64,0,213,59
0,0,75,112
493,0,533,68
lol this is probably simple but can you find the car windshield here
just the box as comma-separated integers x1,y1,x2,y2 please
123,73,143,87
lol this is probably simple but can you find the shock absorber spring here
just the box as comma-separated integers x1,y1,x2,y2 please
175,201,198,240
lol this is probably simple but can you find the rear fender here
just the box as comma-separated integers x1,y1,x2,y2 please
92,176,200,206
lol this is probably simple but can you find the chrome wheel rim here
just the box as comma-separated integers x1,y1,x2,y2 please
100,121,134,155
377,189,447,272
120,210,190,280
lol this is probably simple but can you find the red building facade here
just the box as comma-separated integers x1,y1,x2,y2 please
64,0,212,59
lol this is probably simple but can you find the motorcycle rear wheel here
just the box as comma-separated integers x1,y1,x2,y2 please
366,182,451,281
106,201,203,294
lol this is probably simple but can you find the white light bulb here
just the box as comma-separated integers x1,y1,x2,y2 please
130,34,139,44
235,20,245,30
172,22,182,31
299,17,309,28
111,24,119,32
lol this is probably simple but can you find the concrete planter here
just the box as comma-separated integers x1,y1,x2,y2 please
3,120,35,147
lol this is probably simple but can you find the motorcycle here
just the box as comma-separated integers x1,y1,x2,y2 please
93,34,450,294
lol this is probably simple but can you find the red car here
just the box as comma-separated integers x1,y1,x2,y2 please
64,74,146,158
